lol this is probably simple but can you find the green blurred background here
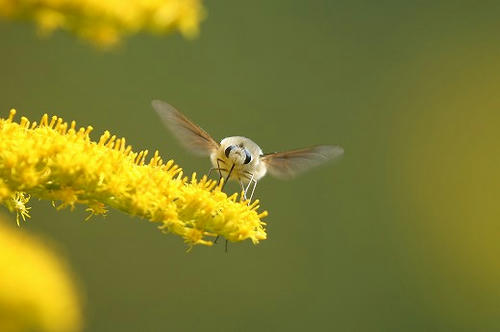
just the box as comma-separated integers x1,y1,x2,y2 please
2,1,500,331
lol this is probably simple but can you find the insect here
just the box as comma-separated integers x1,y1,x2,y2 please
152,100,344,202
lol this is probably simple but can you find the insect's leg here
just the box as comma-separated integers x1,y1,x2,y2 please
244,174,254,196
216,158,225,180
248,179,258,203
225,239,228,253
239,180,247,200
208,167,227,178
240,172,256,203
213,235,219,244
240,171,254,202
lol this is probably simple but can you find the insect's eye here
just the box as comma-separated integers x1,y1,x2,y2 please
225,145,236,158
243,149,252,164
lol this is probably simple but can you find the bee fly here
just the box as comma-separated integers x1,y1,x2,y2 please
152,100,344,251
152,100,344,202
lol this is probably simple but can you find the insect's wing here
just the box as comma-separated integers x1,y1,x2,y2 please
261,145,344,179
152,100,219,156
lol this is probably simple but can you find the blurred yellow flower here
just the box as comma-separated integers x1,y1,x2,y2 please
0,0,205,46
0,215,81,332
0,109,267,247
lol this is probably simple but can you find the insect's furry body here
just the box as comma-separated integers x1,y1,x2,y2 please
211,136,266,184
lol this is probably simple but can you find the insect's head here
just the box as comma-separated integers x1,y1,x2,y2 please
219,136,263,166
223,144,252,165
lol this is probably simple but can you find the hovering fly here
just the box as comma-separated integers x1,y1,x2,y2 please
152,100,344,202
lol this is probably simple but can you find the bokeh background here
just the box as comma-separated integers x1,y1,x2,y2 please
1,1,500,331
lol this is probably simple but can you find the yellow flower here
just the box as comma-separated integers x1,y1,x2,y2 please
0,0,205,47
0,215,81,332
4,192,31,226
0,109,267,248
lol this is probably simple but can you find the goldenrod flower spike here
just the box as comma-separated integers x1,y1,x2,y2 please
0,0,205,47
0,109,267,248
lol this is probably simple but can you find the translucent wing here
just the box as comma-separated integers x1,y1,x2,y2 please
152,100,219,156
261,145,344,179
